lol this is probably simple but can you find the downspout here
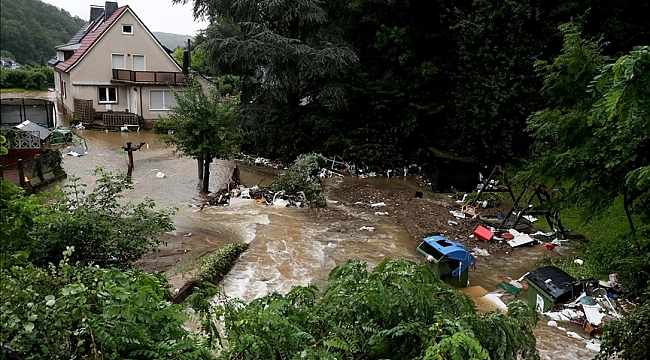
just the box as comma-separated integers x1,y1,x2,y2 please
139,85,143,119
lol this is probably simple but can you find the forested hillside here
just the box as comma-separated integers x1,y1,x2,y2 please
0,0,84,66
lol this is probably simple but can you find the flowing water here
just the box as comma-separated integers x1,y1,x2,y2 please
52,126,595,359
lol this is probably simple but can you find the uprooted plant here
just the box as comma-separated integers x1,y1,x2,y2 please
268,153,328,208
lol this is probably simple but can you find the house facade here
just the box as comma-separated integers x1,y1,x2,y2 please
1,58,21,69
51,2,188,127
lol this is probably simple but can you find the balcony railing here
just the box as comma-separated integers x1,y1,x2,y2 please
112,69,187,85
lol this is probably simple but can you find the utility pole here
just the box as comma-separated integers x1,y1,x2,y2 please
122,141,145,178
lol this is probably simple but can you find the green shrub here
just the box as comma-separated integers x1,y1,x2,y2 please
31,66,54,84
0,249,213,359
269,153,327,207
152,117,176,134
0,69,47,89
68,117,80,126
192,243,248,285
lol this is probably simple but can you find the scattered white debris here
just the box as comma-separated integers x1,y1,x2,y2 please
586,340,601,352
450,210,466,219
358,226,375,231
509,279,523,289
543,309,584,322
375,211,389,216
354,201,364,205
547,320,558,327
156,172,166,178
507,229,535,247
523,215,538,222
566,331,584,340
370,202,387,207
472,248,490,256
531,230,555,236
482,293,508,311
574,259,584,265
447,220,459,226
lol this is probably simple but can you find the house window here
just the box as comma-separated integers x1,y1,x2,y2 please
99,87,118,103
111,54,125,69
122,24,133,35
150,90,181,110
133,55,145,71
61,79,66,99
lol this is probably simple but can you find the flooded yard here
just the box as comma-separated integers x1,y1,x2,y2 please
2,88,597,359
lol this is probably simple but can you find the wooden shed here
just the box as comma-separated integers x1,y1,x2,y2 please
427,146,483,192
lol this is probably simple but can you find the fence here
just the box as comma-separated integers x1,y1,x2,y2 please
1,150,65,191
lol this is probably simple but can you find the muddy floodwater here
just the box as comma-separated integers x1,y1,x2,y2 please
52,129,596,360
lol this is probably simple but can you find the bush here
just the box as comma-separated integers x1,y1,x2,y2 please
152,117,176,134
269,153,327,207
0,249,213,359
0,68,47,89
31,66,54,84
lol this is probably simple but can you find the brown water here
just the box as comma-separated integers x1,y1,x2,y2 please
55,127,595,359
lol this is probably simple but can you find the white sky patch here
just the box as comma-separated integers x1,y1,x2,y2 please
41,0,209,35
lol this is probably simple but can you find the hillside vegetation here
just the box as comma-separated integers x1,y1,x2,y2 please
0,0,84,66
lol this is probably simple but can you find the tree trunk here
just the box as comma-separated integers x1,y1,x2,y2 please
202,157,211,193
197,156,204,179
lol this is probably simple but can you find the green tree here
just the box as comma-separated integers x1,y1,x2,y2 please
175,0,358,160
523,23,649,296
194,259,539,359
0,0,84,64
1,169,175,269
163,76,243,193
1,248,213,359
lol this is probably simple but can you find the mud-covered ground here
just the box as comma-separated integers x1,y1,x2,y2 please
310,179,514,254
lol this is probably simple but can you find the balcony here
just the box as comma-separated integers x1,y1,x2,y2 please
112,69,187,85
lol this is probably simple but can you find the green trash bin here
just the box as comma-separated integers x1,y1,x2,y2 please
417,236,476,288
525,266,577,312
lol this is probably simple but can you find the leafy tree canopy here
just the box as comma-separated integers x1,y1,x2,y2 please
174,0,358,160
163,76,243,192
523,24,649,295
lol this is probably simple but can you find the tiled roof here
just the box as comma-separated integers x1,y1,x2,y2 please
55,6,128,73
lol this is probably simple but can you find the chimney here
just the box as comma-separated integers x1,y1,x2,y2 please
182,39,191,74
104,1,118,22
90,5,103,22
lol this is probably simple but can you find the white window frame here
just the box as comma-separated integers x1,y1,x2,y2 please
122,24,133,35
132,54,146,71
99,87,118,104
149,90,181,111
111,53,126,69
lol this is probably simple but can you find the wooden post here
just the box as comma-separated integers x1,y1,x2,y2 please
202,157,211,193
34,154,45,182
18,159,26,188
122,141,146,178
